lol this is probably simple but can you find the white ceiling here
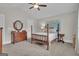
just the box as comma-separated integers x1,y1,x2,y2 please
0,3,79,19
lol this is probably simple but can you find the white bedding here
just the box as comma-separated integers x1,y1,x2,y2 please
32,32,57,42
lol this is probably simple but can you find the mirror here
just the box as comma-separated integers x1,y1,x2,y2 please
13,20,23,32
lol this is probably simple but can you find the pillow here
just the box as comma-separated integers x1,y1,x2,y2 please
49,29,56,33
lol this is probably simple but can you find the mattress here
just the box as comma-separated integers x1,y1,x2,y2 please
32,32,57,42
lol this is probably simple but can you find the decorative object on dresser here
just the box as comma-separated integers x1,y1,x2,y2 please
0,27,3,53
13,20,23,32
11,20,27,44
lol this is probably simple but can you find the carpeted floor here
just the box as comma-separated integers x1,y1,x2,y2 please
3,40,78,56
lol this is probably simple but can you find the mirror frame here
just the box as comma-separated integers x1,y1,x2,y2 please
13,20,23,32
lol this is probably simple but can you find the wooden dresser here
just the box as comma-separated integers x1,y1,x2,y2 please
0,27,3,53
11,30,27,44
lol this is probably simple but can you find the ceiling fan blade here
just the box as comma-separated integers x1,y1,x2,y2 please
29,6,34,9
28,3,32,4
28,3,36,5
39,5,47,7
37,7,40,11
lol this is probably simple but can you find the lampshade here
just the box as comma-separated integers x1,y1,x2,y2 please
41,23,46,30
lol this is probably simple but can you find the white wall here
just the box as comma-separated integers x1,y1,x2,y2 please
35,11,78,43
77,9,79,54
0,15,5,45
0,7,78,45
0,8,35,44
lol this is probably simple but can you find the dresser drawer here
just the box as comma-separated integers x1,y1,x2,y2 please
11,30,27,43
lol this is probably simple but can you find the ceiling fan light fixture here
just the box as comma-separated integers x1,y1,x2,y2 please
34,4,39,8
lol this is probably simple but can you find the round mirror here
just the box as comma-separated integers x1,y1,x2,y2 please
13,20,23,32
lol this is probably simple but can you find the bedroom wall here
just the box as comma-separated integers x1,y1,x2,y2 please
77,9,79,54
0,14,5,45
0,7,78,45
35,11,78,43
0,8,35,44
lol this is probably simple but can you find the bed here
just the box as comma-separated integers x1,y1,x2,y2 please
32,32,57,42
31,24,59,50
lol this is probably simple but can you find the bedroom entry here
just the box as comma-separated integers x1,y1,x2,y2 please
0,14,5,53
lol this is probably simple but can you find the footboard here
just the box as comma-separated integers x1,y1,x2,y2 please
31,24,49,50
31,34,49,50
31,34,48,44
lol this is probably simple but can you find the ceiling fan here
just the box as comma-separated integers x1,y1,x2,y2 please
28,3,47,11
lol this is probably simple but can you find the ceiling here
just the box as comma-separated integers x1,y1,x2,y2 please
0,3,79,19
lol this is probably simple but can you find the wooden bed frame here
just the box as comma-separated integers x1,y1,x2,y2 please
31,24,56,50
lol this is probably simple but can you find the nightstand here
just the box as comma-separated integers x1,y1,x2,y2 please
58,34,64,43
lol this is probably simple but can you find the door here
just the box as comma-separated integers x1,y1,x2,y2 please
0,15,5,53
0,28,2,53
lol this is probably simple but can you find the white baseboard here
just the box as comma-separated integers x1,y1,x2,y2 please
75,48,79,55
3,41,11,45
2,39,72,45
64,39,72,43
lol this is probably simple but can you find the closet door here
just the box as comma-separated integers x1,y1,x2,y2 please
0,15,5,53
0,28,2,53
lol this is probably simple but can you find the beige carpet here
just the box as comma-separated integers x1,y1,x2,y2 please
3,40,78,56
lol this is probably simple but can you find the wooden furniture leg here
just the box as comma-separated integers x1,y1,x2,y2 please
58,34,64,43
46,41,49,50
